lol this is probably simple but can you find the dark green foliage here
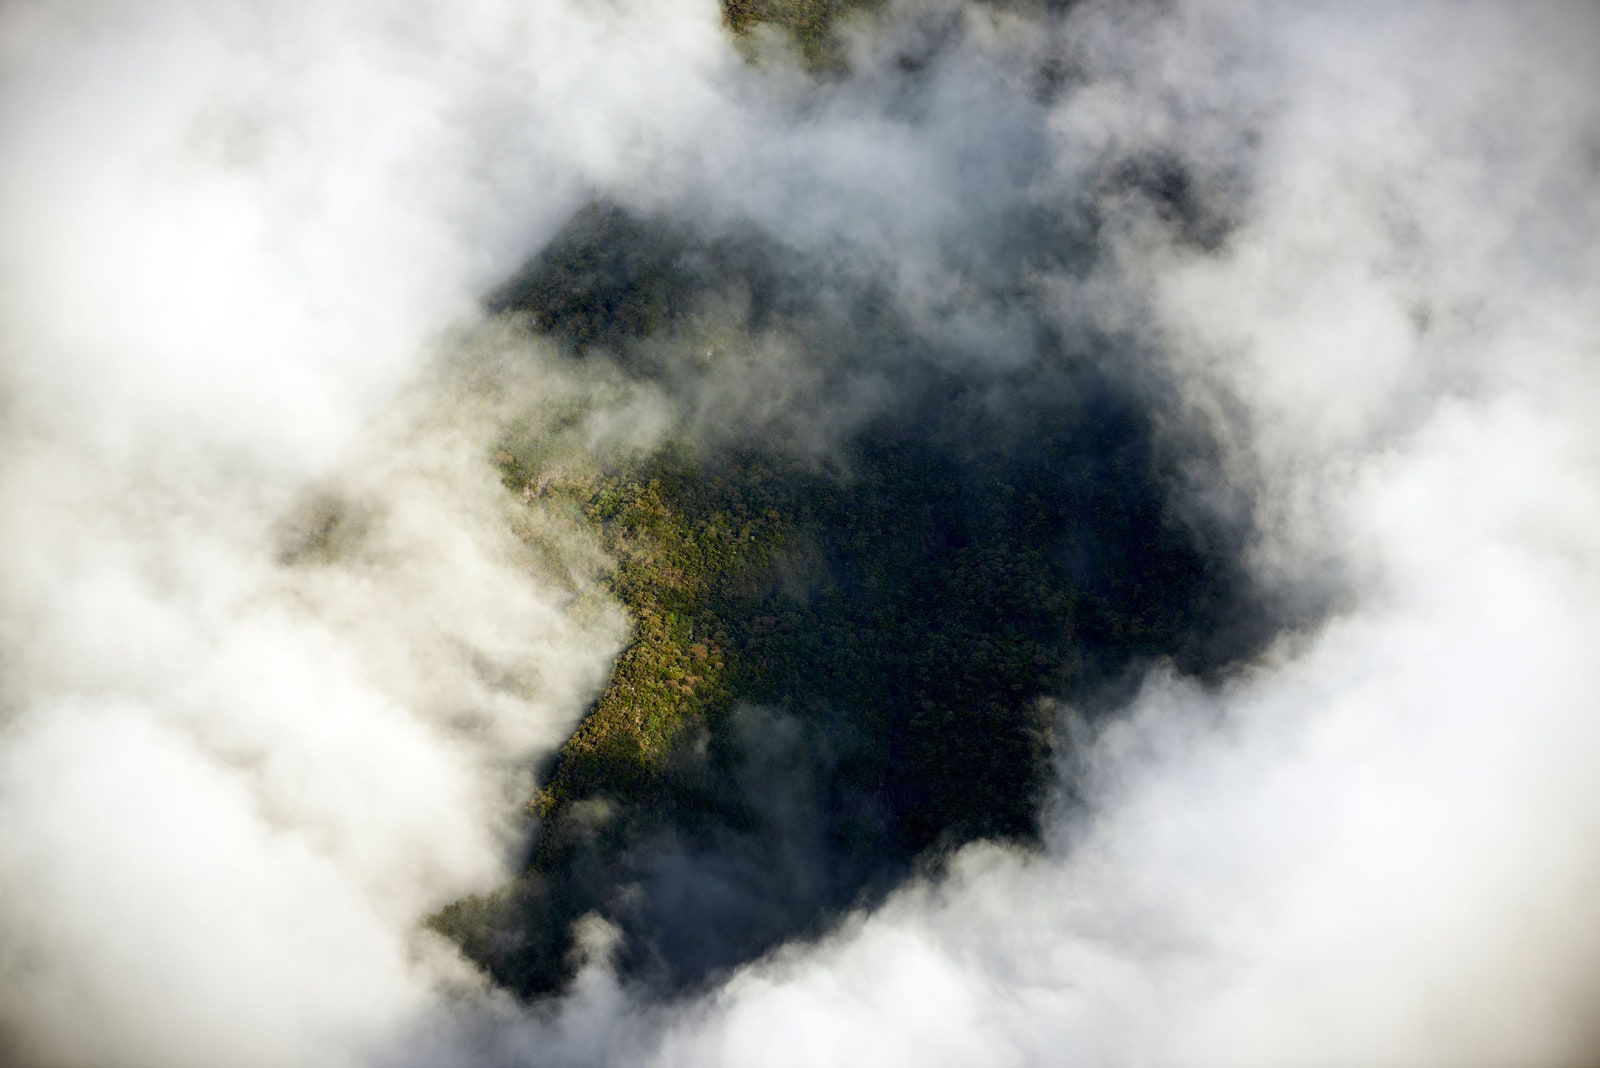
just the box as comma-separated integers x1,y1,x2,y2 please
486,204,693,354
723,0,884,70
487,201,803,373
436,193,1281,999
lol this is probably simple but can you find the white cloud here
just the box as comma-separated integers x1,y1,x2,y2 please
3,1,1597,1066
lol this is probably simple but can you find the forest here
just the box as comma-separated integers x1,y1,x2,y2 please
432,191,1277,997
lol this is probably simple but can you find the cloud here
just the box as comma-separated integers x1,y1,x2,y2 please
2,1,1598,1066
625,6,1600,1065
0,1,723,1063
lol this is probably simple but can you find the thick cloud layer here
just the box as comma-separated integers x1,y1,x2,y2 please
2,1,1598,1066
0,2,712,1063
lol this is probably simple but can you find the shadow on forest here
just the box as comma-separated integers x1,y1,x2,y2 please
433,196,1292,1000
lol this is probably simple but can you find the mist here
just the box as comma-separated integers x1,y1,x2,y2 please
2,1,1598,1066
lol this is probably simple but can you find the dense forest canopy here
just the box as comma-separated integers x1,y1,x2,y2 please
433,191,1284,996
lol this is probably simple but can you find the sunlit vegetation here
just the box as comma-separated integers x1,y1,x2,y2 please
526,453,784,817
